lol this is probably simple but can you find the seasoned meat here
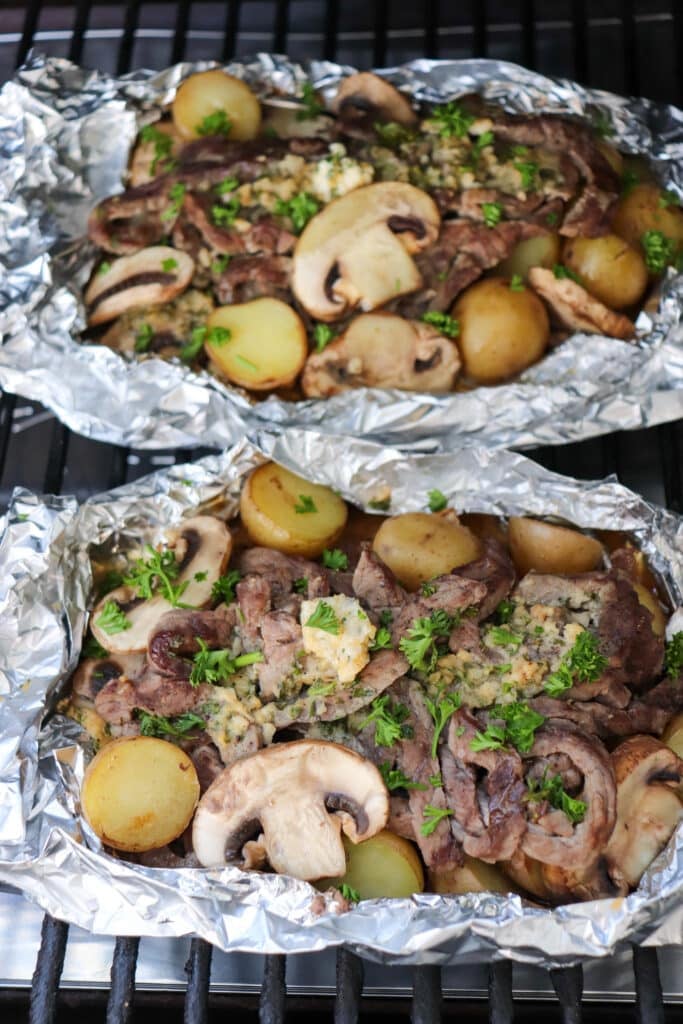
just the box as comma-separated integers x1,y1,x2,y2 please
88,177,176,254
236,574,271,642
237,547,329,601
257,611,302,700
182,193,297,256
147,605,238,681
352,545,407,612
451,539,516,621
528,268,635,340
528,695,672,737
213,254,292,304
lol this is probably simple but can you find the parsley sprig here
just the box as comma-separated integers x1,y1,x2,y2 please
421,804,453,836
95,600,131,635
487,626,523,650
399,609,456,673
305,600,341,635
359,695,412,746
421,311,460,338
496,599,514,624
369,626,393,651
160,182,185,222
514,160,538,190
123,544,190,607
295,494,318,514
138,710,205,738
189,639,263,687
509,274,525,292
321,548,348,571
425,692,461,758
470,702,545,754
641,230,677,274
212,569,241,604
526,770,587,824
339,883,360,903
196,110,232,137
379,763,427,791
482,201,503,228
140,123,175,175
275,192,319,232
430,102,474,139
212,198,240,227
313,323,336,352
297,82,325,121
216,175,239,195
181,324,231,362
665,631,683,678
553,263,582,284
427,489,448,512
135,322,154,353
544,630,607,697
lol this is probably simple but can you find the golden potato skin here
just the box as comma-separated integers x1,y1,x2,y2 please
453,277,550,384
497,233,560,281
319,831,424,900
206,299,307,391
172,70,261,141
508,517,603,576
429,856,514,895
562,234,648,310
611,183,683,259
240,462,348,557
632,582,667,636
373,512,481,591
81,737,199,853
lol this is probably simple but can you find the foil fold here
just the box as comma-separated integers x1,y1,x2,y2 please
1,54,683,450
0,429,682,965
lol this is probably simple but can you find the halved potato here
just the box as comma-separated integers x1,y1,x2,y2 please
206,299,307,391
373,512,481,591
429,855,514,895
81,737,199,853
240,462,348,557
611,183,683,259
562,234,648,310
497,233,561,281
508,517,603,576
172,69,261,141
319,831,424,899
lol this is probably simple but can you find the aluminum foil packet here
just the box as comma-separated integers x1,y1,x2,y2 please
0,428,682,967
1,54,683,451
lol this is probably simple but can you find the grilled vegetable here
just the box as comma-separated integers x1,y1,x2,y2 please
562,234,648,310
206,299,308,391
372,512,481,591
319,830,424,899
497,233,561,281
507,517,603,576
172,70,261,141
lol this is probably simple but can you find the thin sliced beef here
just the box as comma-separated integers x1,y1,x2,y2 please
391,574,486,645
213,254,292,304
182,193,297,256
352,545,407,611
451,539,516,621
88,177,174,254
236,574,271,642
433,187,564,228
147,605,238,680
642,676,683,713
257,610,303,700
528,695,672,737
237,547,329,602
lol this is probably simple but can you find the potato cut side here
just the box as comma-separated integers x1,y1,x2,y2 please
318,831,424,900
172,70,261,141
240,462,348,558
373,512,481,591
429,855,515,895
81,737,199,852
562,233,648,310
206,299,307,391
508,517,603,576
497,233,560,281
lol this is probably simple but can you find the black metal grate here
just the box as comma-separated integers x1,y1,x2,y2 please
1,1,683,1020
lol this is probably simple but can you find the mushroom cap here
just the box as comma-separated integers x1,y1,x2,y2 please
192,739,389,880
90,515,232,654
333,72,418,128
292,182,440,322
85,246,195,326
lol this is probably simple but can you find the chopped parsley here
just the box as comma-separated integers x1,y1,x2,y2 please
482,201,503,228
660,189,681,208
189,639,263,687
275,192,319,233
235,354,258,372
374,121,414,147
545,211,559,226
134,322,154,353
621,169,640,197
212,569,241,604
429,773,443,787
425,692,461,759
370,627,393,651
139,123,174,174
297,81,325,121
526,770,587,824
160,182,186,221
294,494,318,514
212,199,240,227
321,548,348,571
514,160,538,191
665,631,683,678
307,680,335,697
97,261,111,275
427,489,448,512
379,763,427,791
431,101,475,139
553,263,582,284
399,609,456,673
496,599,514,624
421,581,437,597
641,230,677,274
313,322,336,352
195,109,232,137
359,695,412,747
305,600,341,635
470,702,544,754
293,577,308,595
421,311,460,338
368,496,391,511
544,630,607,697
138,710,205,738
216,175,239,195
211,254,231,274
591,109,614,139
509,274,525,292
421,804,453,836
339,883,360,903
82,634,109,659
161,257,178,272
124,544,190,607
469,722,506,752
95,599,131,635
379,609,393,628
487,626,523,650
471,129,494,155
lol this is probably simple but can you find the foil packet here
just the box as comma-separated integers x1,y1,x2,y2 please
1,54,683,451
0,428,682,967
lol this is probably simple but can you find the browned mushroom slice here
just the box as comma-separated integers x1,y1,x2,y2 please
528,267,635,340
90,516,232,654
85,247,195,326
292,183,440,321
604,735,683,891
333,72,418,128
301,313,461,397
192,740,389,879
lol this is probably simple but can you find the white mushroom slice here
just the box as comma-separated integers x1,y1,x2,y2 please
302,313,461,397
90,516,232,655
292,182,440,321
604,735,683,891
333,72,418,128
192,740,389,880
85,247,195,326
528,267,635,340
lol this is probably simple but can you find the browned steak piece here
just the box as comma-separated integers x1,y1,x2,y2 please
237,547,329,601
451,539,516,621
257,610,302,700
213,254,292,304
147,605,238,680
528,695,672,737
352,545,407,611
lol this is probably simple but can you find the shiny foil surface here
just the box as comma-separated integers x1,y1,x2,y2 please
0,429,682,966
0,54,683,450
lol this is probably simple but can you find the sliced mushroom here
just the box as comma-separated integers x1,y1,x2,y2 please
527,267,635,340
192,739,389,879
72,652,146,703
333,72,418,128
100,290,215,357
292,182,440,321
90,516,232,654
604,735,683,891
85,247,195,326
301,313,461,397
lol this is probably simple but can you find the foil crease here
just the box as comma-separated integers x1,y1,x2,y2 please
0,429,682,966
1,54,683,451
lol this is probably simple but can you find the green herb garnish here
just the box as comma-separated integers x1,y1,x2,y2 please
140,123,174,174
374,121,414,147
359,695,411,747
196,110,232,137
293,577,308,595
544,630,607,697
97,261,111,276
212,570,241,604
275,192,319,233
189,638,263,687
82,634,109,659
123,544,190,607
431,102,475,139
553,263,582,284
379,763,427,791
339,883,360,903
294,494,318,514
321,548,348,571
425,691,461,759
427,489,448,512
487,626,523,650
160,181,186,221
514,160,538,190
313,322,336,352
95,600,131,635
665,631,683,678
369,627,393,651
421,311,460,338
509,274,525,291
305,600,341,635
216,175,239,194
297,81,325,121
161,257,177,272
526,770,587,824
621,169,640,196
420,804,453,836
212,199,240,227
496,599,514,623
482,201,503,228
134,322,154,353
398,609,456,673
138,710,206,738
211,254,231,274
641,230,677,274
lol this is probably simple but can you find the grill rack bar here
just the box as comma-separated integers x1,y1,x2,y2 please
4,0,683,1019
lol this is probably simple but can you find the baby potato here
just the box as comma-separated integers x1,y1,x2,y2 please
172,69,261,141
453,277,550,384
562,234,648,310
319,831,424,900
632,582,667,636
206,299,307,391
611,183,683,258
240,462,348,558
508,517,603,576
81,737,199,853
373,512,481,591
429,855,515,895
497,233,561,281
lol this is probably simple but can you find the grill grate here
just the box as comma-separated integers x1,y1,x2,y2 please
1,1,683,1020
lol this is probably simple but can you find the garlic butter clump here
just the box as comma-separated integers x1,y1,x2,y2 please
301,595,376,684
